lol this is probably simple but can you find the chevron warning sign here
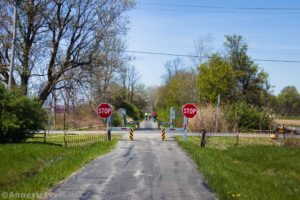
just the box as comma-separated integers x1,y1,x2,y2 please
130,128,134,141
162,128,166,141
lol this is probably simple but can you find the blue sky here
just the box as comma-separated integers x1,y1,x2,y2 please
126,0,300,95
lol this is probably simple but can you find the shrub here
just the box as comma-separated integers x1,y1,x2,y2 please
225,102,271,131
111,112,123,127
0,84,47,142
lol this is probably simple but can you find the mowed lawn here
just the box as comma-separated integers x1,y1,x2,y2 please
0,135,120,198
176,136,300,200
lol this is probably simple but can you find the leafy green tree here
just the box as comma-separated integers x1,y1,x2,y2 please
156,71,196,125
111,112,123,127
157,71,196,109
197,54,236,103
224,35,270,106
277,86,300,116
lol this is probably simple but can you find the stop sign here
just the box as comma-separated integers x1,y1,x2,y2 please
97,103,112,119
182,103,197,118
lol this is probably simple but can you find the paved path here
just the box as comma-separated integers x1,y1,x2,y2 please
47,133,215,200
139,120,158,129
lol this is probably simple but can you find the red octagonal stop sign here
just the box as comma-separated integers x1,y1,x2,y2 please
97,103,112,119
182,103,197,118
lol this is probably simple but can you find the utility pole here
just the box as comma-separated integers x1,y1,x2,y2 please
8,1,17,90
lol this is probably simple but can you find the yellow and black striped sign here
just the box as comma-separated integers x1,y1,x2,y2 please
162,128,166,141
130,128,134,141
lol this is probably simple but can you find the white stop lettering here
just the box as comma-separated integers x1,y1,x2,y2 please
98,108,111,114
184,108,197,115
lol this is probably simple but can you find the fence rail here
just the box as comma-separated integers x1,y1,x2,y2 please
64,133,108,147
201,128,300,147
28,132,108,147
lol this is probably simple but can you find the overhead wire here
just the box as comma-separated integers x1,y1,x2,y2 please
136,2,300,15
130,2,300,63
125,50,300,63
138,2,300,12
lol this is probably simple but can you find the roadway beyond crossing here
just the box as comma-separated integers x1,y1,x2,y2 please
47,132,216,200
139,120,158,129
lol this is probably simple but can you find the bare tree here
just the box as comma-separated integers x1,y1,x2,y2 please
163,57,185,82
0,0,135,103
87,34,131,103
16,0,50,94
190,35,214,103
0,1,13,86
191,34,214,67
147,86,160,111
127,66,140,102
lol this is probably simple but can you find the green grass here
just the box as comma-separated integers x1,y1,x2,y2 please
176,136,300,200
0,135,120,199
126,123,139,128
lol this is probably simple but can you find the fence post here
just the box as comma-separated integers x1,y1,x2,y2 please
64,132,67,147
200,129,206,147
236,129,239,146
108,129,112,141
43,129,46,143
283,125,286,145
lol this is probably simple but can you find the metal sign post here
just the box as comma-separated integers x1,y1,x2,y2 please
182,103,198,142
215,94,221,133
183,116,188,142
97,103,113,141
107,115,112,141
170,107,176,128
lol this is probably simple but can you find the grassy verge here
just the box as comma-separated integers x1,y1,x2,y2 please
175,136,300,200
0,135,120,199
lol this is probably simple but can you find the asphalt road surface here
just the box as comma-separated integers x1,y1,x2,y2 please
139,120,158,129
47,132,215,200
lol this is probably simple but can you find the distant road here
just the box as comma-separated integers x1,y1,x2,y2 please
139,120,158,129
47,132,216,200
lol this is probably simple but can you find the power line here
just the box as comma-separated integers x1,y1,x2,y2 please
137,8,300,15
125,50,300,63
139,2,300,12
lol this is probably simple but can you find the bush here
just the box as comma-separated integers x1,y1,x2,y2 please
225,102,271,131
111,112,123,127
0,84,47,142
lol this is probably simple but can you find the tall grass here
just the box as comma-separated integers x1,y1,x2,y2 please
189,104,229,132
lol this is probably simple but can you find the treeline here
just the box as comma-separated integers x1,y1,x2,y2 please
0,0,148,140
154,35,300,130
